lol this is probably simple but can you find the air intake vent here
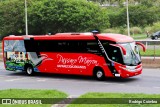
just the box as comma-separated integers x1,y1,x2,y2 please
71,33,80,35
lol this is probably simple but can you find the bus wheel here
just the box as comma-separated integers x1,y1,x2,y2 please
93,68,105,81
25,65,34,76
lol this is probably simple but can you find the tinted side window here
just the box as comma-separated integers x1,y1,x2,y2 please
36,40,86,52
24,40,101,55
86,42,101,55
103,43,123,64
24,39,38,52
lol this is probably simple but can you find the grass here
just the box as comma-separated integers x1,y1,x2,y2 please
140,49,160,56
0,89,68,107
68,92,160,107
131,34,147,40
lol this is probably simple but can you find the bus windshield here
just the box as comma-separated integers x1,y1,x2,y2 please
120,42,141,66
103,42,141,66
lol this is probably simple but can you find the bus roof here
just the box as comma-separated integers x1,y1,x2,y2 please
3,33,134,43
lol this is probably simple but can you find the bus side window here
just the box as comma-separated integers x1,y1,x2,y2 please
58,41,67,51
106,45,123,64
86,41,101,55
77,41,87,52
5,40,26,52
25,39,38,52
67,41,81,52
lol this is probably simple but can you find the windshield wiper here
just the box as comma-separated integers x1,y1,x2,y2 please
124,62,136,66
125,61,141,66
128,63,136,66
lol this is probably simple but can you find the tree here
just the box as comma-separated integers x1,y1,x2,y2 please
0,0,25,37
107,4,160,28
0,0,109,37
28,0,110,34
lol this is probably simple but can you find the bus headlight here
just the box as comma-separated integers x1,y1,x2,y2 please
119,66,142,72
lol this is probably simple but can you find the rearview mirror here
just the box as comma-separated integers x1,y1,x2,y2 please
136,42,146,52
110,44,126,55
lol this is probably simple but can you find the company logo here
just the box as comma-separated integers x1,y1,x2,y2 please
1,99,42,104
57,54,99,66
2,99,11,104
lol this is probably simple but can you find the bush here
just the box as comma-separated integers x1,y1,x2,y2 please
130,27,142,35
123,28,129,35
103,27,130,35
151,22,160,33
144,26,152,35
144,22,160,36
103,28,119,33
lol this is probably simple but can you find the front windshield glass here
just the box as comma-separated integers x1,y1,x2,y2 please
120,42,141,66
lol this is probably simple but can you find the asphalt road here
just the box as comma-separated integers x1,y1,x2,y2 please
0,62,160,96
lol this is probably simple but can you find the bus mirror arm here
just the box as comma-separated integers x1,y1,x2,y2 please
136,42,146,52
117,44,126,55
110,44,126,55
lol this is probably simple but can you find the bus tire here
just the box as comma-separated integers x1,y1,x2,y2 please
93,67,105,81
25,65,34,76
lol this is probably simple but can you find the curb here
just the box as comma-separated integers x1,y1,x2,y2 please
142,57,160,68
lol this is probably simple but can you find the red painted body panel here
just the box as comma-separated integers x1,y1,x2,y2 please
3,33,134,42
2,33,142,78
37,52,114,77
114,62,142,78
2,40,6,69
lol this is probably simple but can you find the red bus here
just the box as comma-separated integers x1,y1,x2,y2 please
2,32,146,80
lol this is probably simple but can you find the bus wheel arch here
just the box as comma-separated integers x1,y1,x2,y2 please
24,64,34,76
93,67,105,81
